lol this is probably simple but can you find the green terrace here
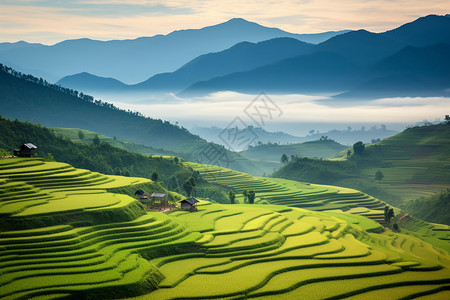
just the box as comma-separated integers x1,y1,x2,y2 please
186,162,387,222
0,158,449,299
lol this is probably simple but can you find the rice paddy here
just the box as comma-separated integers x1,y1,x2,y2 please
1,157,449,299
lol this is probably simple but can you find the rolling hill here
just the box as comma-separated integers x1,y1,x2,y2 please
0,18,346,84
1,157,449,299
272,123,450,224
241,139,348,163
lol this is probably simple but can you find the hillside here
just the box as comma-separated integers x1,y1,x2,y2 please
0,115,194,184
0,64,275,175
186,162,450,252
1,158,449,299
0,18,345,84
51,127,180,157
57,72,128,93
272,124,450,224
241,139,347,163
190,125,304,147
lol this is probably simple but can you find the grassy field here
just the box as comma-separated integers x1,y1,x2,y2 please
1,157,449,299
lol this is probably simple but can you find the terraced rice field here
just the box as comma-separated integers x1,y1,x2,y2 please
186,162,450,252
1,158,449,299
0,158,201,299
186,162,387,223
135,201,450,299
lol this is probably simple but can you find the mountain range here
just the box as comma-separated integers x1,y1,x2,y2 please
55,14,450,100
0,18,347,84
180,15,450,98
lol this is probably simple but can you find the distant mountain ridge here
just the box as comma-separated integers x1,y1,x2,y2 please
57,37,314,94
0,18,347,84
180,15,450,98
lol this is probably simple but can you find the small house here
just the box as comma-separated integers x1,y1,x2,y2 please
151,193,168,203
179,198,199,211
14,143,37,157
134,189,149,204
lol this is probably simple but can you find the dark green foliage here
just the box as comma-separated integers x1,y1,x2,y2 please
402,189,450,225
353,141,365,155
0,64,201,153
78,130,84,140
229,190,236,204
93,134,100,146
194,185,228,204
183,177,196,197
445,115,450,124
0,116,194,184
248,190,256,204
242,190,248,203
393,223,400,232
151,171,159,182
375,170,384,181
280,154,288,164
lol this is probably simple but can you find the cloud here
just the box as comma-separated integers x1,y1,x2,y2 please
108,92,450,132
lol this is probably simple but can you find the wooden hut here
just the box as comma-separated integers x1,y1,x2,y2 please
179,198,199,211
150,193,168,203
134,189,149,204
14,143,37,157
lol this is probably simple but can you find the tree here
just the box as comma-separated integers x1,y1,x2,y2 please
280,154,288,164
247,190,256,204
375,170,384,182
353,141,365,155
309,130,315,135
174,157,179,164
78,130,84,140
346,150,351,158
151,171,159,182
445,115,450,124
93,134,100,146
384,206,395,225
183,177,196,197
228,190,235,204
242,190,248,203
393,223,400,232
384,206,390,224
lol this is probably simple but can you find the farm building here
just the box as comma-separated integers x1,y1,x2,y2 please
151,193,168,203
179,198,199,211
134,189,149,204
13,143,37,157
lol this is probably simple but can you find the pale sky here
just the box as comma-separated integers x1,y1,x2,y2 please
0,0,449,44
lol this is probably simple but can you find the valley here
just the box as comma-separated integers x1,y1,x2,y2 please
1,8,449,300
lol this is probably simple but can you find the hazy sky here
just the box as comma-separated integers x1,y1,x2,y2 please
1,0,449,44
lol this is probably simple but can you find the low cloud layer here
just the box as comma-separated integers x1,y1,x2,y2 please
110,92,449,135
